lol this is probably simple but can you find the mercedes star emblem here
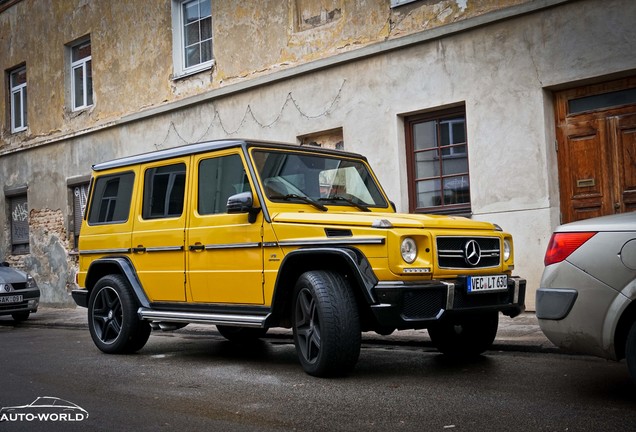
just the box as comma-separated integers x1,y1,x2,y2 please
464,240,481,266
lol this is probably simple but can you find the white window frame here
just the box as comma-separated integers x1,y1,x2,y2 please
10,67,27,133
171,0,214,79
71,40,93,111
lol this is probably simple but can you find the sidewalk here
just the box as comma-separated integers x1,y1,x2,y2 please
18,307,558,353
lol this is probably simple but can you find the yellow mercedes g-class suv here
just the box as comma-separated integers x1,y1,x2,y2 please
72,139,525,377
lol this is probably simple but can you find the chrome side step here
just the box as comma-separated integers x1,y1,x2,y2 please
137,307,269,328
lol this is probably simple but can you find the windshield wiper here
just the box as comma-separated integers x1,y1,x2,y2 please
269,194,328,212
319,195,371,212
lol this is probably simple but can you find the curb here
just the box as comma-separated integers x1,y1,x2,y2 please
5,307,558,354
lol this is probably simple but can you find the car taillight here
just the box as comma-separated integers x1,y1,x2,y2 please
544,232,596,266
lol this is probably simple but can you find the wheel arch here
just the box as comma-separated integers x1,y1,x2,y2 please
267,247,378,328
85,257,150,308
614,300,636,360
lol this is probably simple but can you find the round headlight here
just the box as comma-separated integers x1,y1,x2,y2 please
503,239,511,262
401,238,417,264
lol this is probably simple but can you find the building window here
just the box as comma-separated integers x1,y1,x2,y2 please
172,0,213,78
9,194,29,254
71,39,93,111
298,128,344,150
405,107,471,214
9,66,27,133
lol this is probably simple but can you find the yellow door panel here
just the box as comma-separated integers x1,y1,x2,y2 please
187,151,264,304
130,159,189,302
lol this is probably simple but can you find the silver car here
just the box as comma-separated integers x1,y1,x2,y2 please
536,212,636,382
0,262,40,321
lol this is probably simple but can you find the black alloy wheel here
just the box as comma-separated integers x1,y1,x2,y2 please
88,274,150,354
292,270,360,377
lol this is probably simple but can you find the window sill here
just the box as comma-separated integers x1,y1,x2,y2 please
172,61,215,81
71,104,94,114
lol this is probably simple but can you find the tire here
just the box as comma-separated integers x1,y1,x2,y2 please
292,270,360,377
626,321,636,385
11,311,30,322
88,274,151,354
428,311,499,358
216,325,268,342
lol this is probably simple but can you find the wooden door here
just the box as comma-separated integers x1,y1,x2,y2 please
612,113,636,213
555,78,636,223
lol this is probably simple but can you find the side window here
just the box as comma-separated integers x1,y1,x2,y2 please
70,181,90,249
142,163,186,219
405,107,471,215
9,194,29,254
198,154,249,215
87,172,135,224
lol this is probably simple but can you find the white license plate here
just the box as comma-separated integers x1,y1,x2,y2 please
0,295,23,304
466,275,508,293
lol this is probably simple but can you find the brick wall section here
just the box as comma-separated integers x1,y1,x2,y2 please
6,209,77,305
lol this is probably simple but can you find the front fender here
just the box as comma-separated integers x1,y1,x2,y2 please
84,257,150,308
267,247,379,326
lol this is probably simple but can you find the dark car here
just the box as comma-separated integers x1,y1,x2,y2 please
0,261,40,321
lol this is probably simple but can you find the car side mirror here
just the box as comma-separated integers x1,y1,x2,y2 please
227,191,261,223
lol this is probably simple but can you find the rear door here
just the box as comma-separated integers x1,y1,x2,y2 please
130,159,189,302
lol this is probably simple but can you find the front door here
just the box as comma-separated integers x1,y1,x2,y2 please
555,78,636,223
186,150,265,304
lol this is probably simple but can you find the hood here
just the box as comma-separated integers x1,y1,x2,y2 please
0,266,28,284
271,211,497,231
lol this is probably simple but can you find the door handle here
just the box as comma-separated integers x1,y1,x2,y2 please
189,244,205,251
132,246,146,253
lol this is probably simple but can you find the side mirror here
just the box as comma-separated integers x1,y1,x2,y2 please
227,191,261,223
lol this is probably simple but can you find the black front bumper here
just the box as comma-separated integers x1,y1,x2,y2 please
370,276,526,330
71,289,89,308
0,287,40,316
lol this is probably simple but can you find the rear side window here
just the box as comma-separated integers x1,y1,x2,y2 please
142,163,186,219
88,172,135,224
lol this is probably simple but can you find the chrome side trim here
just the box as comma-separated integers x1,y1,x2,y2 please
79,248,132,255
145,246,184,252
204,242,261,250
137,307,269,328
278,237,385,247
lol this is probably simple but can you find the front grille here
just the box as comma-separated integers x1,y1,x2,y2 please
0,300,29,312
437,237,500,269
6,282,27,291
401,288,446,319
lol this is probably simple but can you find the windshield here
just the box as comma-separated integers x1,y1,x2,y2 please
252,150,388,209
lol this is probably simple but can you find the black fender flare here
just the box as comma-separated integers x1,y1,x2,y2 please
84,257,150,308
267,247,378,326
